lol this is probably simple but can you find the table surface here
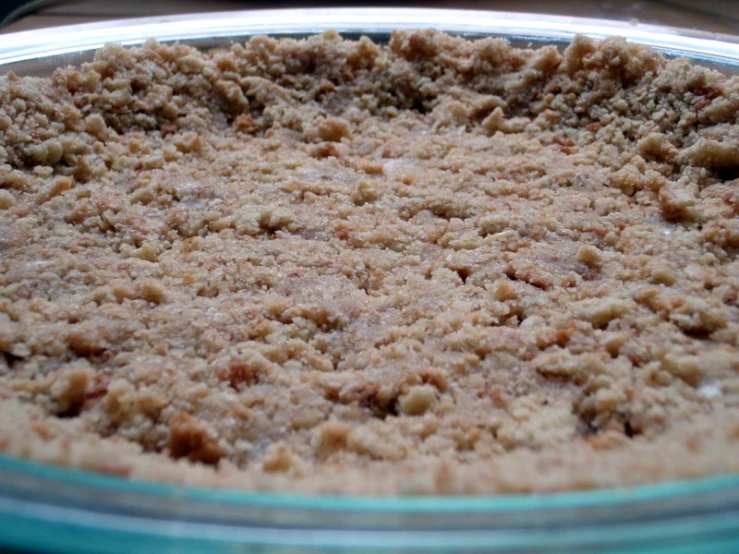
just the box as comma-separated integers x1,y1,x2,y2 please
2,0,739,36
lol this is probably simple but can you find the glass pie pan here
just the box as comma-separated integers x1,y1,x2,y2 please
0,8,738,553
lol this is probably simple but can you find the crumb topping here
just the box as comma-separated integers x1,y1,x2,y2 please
0,30,737,494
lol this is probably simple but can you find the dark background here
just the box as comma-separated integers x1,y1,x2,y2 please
2,0,739,35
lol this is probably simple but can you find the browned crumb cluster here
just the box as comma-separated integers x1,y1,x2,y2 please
0,31,738,495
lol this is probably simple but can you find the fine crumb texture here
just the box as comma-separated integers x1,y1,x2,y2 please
0,31,738,495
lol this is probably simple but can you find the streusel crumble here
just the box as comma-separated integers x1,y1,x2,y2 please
0,30,737,494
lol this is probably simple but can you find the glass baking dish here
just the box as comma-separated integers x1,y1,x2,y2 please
0,8,738,553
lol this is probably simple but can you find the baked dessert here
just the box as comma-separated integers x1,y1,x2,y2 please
0,30,737,495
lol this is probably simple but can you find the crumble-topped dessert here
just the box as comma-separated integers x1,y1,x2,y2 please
0,30,737,494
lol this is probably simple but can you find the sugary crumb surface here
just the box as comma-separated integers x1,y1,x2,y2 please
0,31,738,495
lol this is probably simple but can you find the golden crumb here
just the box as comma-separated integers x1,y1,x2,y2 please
0,31,737,495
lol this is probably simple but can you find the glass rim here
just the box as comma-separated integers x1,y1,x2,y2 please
0,7,739,67
3,455,739,512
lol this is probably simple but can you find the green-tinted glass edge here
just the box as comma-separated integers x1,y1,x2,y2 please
2,455,738,512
